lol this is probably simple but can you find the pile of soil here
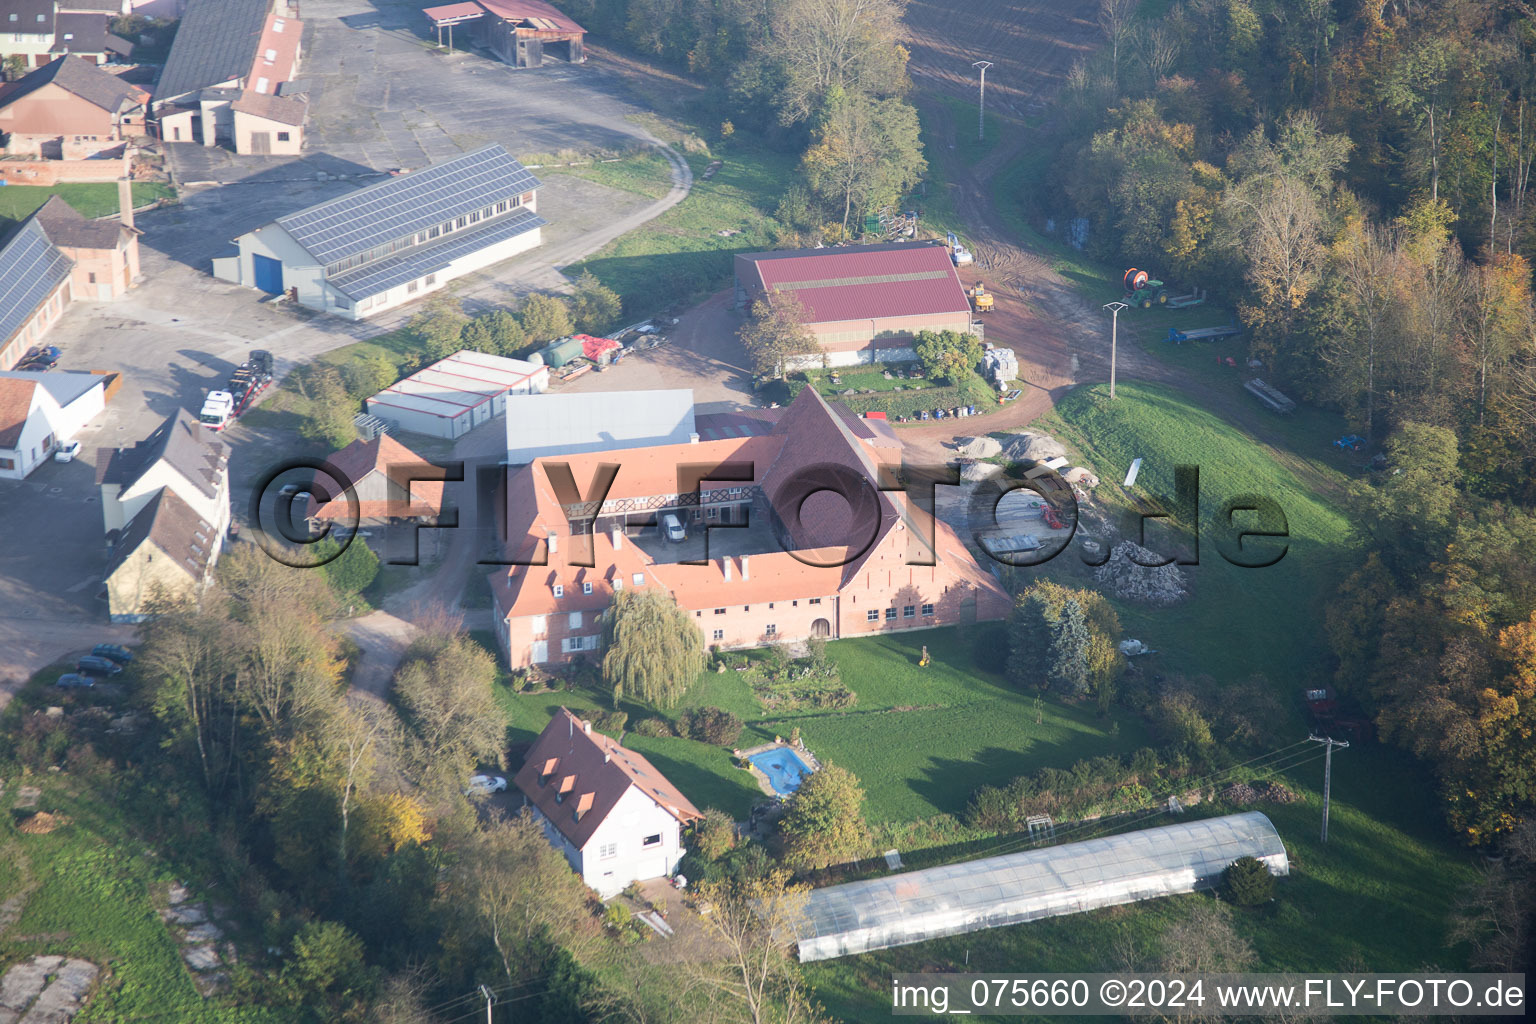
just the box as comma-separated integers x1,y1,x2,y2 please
17,812,69,835
1001,432,1068,463
954,435,1002,458
1221,781,1299,806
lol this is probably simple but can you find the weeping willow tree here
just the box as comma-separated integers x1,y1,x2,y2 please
602,587,704,708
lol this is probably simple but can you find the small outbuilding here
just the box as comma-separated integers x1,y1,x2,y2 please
365,349,550,440
422,0,586,68
788,812,1289,962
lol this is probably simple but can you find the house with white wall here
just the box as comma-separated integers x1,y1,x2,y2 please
0,368,107,479
96,407,229,538
513,708,703,898
212,144,544,319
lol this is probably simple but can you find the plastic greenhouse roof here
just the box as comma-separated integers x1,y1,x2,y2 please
789,812,1288,962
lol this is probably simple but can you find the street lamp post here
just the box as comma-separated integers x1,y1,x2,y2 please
1103,301,1128,399
972,61,994,142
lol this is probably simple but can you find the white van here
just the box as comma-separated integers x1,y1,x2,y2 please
662,513,686,542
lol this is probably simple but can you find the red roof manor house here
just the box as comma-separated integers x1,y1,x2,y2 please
490,387,1010,667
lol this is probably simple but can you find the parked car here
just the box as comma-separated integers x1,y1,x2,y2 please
56,673,95,689
465,775,507,796
53,440,82,463
662,512,686,543
76,655,123,677
92,643,134,664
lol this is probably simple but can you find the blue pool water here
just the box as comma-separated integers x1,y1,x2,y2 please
747,747,814,796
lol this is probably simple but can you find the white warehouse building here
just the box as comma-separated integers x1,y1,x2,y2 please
365,349,550,439
212,144,545,319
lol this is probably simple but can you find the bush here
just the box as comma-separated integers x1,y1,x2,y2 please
1222,855,1276,906
677,707,743,746
692,808,738,861
589,709,628,736
460,310,526,356
631,717,672,738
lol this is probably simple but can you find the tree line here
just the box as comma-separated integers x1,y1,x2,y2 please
555,0,926,239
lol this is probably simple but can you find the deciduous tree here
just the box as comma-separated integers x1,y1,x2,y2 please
779,763,869,870
602,587,705,708
738,292,817,380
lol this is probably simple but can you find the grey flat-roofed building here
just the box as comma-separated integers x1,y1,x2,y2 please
789,812,1290,962
504,389,697,464
212,144,545,319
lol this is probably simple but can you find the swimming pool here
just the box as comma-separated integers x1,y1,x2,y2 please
746,747,814,796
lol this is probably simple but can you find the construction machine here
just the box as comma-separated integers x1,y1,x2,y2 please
968,281,994,313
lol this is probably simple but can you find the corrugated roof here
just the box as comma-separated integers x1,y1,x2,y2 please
513,708,701,852
0,54,145,113
477,0,584,33
154,0,271,103
741,242,970,324
790,812,1290,961
326,206,544,299
0,218,72,349
0,368,102,409
275,145,541,267
423,1,486,20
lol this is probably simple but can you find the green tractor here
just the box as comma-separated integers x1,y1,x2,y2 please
1122,268,1169,308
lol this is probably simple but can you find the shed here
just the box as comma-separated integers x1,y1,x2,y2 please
365,349,549,439
788,812,1289,962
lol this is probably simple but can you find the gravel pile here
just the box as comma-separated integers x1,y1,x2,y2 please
1001,432,1067,463
1093,541,1190,605
954,435,1002,458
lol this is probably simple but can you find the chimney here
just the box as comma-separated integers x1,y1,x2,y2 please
611,524,622,550
690,432,700,444
722,557,732,582
547,530,558,555
740,555,750,580
117,177,134,231
604,752,611,764
582,720,591,735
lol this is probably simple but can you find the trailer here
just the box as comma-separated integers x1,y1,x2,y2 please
1165,325,1242,344
1244,378,1296,413
198,349,274,430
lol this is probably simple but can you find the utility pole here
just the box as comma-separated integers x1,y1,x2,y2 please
973,61,994,142
1102,301,1127,399
1307,734,1349,843
480,983,495,1024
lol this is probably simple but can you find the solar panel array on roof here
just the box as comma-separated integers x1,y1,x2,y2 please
327,208,545,300
789,812,1289,961
0,220,72,349
276,145,541,266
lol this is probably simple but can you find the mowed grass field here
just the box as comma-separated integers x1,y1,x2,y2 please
536,149,676,201
1027,381,1355,686
0,182,175,225
488,625,1152,824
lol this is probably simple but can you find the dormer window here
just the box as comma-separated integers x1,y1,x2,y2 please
574,792,594,821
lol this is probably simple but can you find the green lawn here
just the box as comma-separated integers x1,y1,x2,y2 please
0,182,175,226
540,149,675,200
0,778,284,1023
491,626,1152,824
567,132,798,314
1028,382,1355,686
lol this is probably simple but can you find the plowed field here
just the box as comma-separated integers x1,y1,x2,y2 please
902,0,1100,112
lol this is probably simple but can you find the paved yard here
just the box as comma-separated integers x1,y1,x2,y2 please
1,0,693,690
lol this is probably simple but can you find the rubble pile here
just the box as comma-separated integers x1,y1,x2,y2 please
1093,541,1190,605
954,435,1002,459
1001,432,1067,463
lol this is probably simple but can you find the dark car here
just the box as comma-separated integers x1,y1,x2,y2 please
76,655,123,677
92,643,135,665
56,673,95,689
18,345,60,370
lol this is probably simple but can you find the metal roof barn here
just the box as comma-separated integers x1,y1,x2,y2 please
736,242,970,324
788,812,1289,962
365,349,549,440
504,389,696,464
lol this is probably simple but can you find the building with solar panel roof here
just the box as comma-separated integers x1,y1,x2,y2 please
734,240,976,367
212,143,545,319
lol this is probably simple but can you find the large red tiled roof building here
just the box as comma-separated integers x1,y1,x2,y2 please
491,387,1010,667
734,241,975,367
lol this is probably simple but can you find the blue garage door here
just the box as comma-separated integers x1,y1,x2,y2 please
252,253,284,294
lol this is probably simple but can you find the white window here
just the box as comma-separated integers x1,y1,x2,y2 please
552,584,564,598
921,603,935,616
255,77,270,93
632,573,644,586
598,842,617,859
712,629,723,640
561,635,598,654
642,833,662,848
531,615,547,636
265,48,277,61
582,581,593,595
569,611,582,629
273,19,285,32
765,624,777,635
612,578,623,591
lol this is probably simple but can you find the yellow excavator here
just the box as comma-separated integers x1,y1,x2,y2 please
969,281,994,314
